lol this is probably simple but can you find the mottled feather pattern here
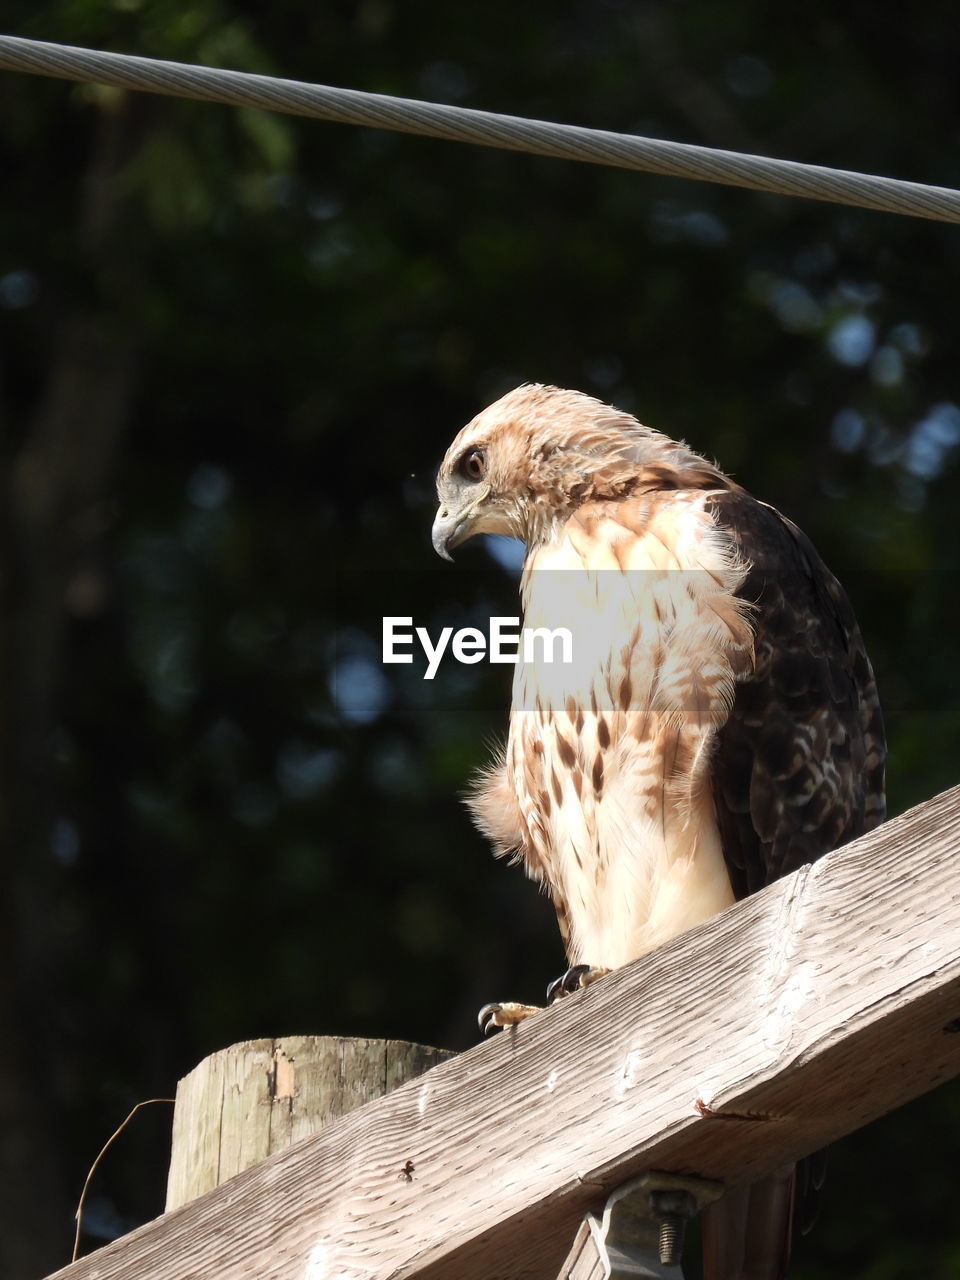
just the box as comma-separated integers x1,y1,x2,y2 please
705,492,886,896
440,386,884,921
476,488,758,969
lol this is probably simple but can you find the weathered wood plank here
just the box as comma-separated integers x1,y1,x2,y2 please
49,784,960,1280
165,1037,453,1210
553,1219,607,1280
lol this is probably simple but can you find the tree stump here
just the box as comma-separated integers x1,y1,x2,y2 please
165,1035,453,1211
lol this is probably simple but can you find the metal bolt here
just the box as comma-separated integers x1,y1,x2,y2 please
649,1189,697,1267
657,1212,685,1266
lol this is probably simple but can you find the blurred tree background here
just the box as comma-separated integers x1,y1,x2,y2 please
1,2,959,1277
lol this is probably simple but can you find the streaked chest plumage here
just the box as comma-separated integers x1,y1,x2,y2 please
503,490,755,967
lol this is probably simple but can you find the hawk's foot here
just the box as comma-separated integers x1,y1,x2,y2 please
478,1001,542,1036
546,964,611,1004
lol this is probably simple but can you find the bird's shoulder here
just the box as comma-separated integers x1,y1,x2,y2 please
552,475,741,575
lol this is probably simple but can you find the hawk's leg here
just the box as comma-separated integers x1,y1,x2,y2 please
478,1001,541,1036
478,965,611,1036
546,964,610,1003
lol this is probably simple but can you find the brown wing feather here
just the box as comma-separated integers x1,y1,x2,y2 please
702,490,885,1279
707,489,886,897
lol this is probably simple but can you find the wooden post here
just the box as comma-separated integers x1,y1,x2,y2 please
165,1034,453,1211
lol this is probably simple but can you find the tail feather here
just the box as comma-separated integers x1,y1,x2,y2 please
701,1166,795,1280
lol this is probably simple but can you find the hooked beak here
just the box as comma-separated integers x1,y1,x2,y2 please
431,505,470,561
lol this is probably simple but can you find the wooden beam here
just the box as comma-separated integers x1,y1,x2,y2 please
49,784,960,1280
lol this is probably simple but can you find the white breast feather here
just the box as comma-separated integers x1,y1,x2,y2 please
509,493,753,968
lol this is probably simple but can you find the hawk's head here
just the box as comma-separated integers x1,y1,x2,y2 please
432,383,707,559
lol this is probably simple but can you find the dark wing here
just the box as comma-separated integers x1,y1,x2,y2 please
706,489,886,899
701,490,885,1278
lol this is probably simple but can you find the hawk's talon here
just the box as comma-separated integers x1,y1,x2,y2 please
478,1002,501,1036
477,1000,542,1036
546,964,611,1003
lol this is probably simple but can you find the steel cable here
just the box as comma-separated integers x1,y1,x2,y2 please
1,33,959,224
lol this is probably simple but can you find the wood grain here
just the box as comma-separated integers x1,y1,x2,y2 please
553,1218,607,1280
165,1037,453,1210
49,785,960,1280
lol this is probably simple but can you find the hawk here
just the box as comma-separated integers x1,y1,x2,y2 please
432,384,885,1280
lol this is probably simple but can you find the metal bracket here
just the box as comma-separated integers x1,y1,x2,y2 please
587,1171,724,1279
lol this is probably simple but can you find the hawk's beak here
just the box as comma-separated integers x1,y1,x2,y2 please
431,505,469,561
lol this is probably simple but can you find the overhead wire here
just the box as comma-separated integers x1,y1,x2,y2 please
1,33,959,224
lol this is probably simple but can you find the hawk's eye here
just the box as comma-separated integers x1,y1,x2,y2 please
459,449,486,482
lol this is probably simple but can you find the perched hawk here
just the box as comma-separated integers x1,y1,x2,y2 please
432,384,885,1280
